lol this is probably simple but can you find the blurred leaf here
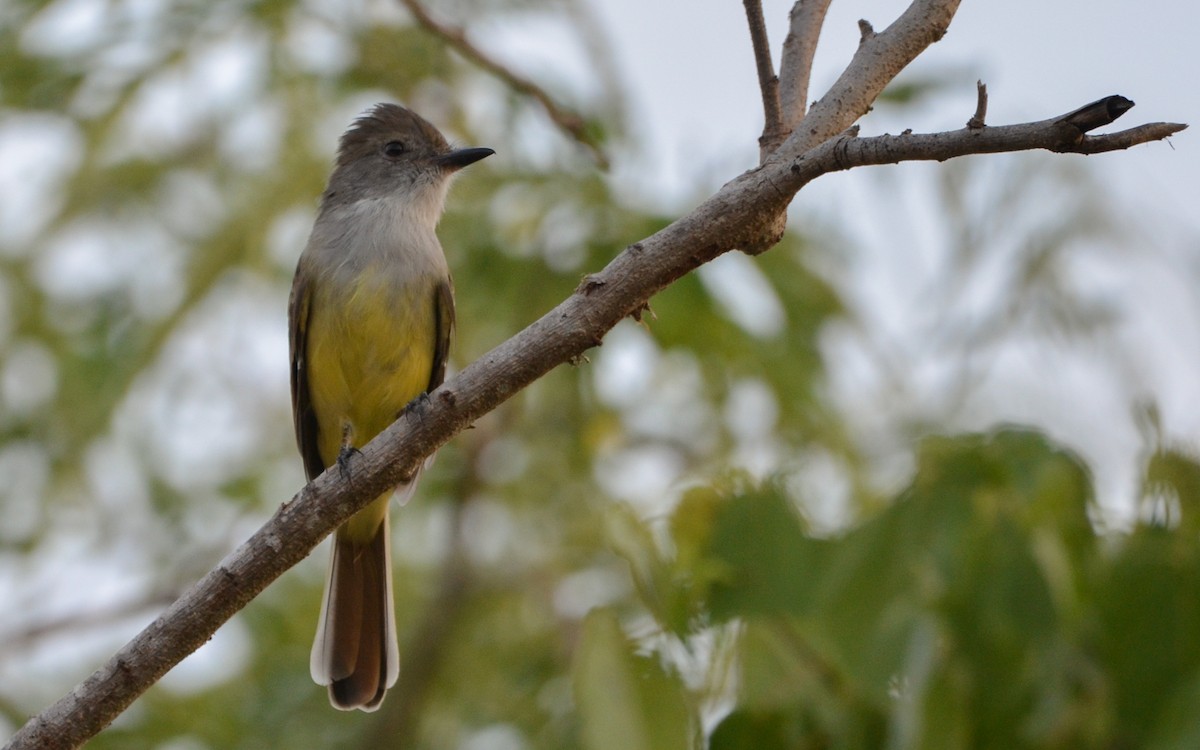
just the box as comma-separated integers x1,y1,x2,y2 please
1142,446,1200,531
696,430,1108,747
1091,526,1200,746
1146,672,1200,750
573,609,696,750
709,710,792,750
704,485,821,620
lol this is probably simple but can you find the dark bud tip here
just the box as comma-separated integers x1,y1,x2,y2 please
1059,95,1136,134
1107,95,1135,119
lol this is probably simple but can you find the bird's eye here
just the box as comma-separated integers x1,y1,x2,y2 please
383,141,406,158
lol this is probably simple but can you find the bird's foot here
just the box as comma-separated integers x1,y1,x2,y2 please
399,391,432,420
336,445,362,482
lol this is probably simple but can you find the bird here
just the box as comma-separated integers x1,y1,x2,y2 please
288,103,492,711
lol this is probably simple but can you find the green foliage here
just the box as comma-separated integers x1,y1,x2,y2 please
574,609,697,750
671,430,1200,749
1142,445,1200,532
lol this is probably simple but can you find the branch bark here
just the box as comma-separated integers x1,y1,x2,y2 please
739,0,965,255
783,0,961,158
778,0,834,134
5,1,1186,746
743,0,784,159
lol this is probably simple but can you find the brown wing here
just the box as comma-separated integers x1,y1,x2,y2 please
427,278,455,392
289,261,325,481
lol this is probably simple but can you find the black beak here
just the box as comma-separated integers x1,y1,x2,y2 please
437,147,495,170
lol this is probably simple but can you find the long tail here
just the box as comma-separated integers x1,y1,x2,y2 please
310,508,399,712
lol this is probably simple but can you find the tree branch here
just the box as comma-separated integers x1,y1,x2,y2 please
739,0,964,254
784,109,1185,191
6,2,1187,746
785,0,962,159
397,0,609,168
743,0,784,159
778,0,834,135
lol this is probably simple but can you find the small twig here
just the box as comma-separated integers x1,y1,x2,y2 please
858,19,876,42
397,0,608,168
778,0,834,134
743,0,785,160
967,79,988,129
1064,120,1183,153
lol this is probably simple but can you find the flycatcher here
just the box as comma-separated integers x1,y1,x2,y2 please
288,103,492,711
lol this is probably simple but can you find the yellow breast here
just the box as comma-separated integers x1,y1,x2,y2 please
305,270,436,469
